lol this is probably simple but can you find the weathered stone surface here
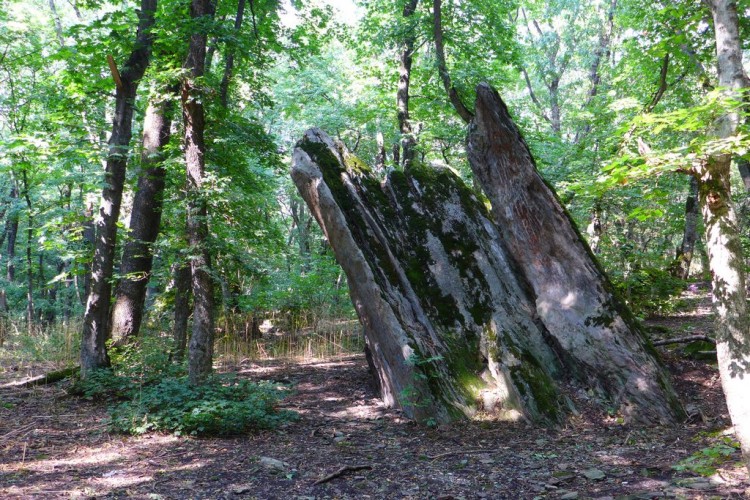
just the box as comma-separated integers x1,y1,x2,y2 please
292,129,565,423
467,83,683,424
292,84,684,425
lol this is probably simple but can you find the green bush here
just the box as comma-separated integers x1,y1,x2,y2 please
614,267,684,317
109,375,296,436
71,336,296,436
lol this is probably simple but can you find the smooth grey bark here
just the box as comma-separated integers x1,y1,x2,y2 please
80,0,158,376
467,84,683,424
701,0,750,470
292,129,567,424
671,176,699,280
183,0,216,385
109,96,173,345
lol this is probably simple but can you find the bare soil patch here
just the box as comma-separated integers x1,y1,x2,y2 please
1,301,749,499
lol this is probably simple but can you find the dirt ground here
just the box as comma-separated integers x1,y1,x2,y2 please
1,295,749,499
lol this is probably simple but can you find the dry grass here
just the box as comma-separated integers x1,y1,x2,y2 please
215,317,364,368
0,314,364,374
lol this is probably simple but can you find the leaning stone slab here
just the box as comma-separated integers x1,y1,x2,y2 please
467,83,683,424
292,129,566,423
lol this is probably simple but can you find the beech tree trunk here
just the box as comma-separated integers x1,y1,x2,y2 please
80,0,157,376
701,0,750,471
183,0,215,385
467,84,683,424
109,96,173,344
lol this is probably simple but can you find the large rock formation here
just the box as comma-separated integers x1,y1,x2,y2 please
467,84,683,424
291,87,683,425
293,129,567,423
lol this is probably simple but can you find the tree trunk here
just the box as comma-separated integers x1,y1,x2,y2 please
109,96,173,345
432,0,473,124
574,0,617,143
80,0,157,376
397,0,419,168
81,201,95,305
586,199,603,255
22,170,34,333
671,176,699,280
6,180,19,283
467,84,683,424
293,129,568,423
183,0,216,385
219,0,245,108
172,261,191,362
702,0,750,471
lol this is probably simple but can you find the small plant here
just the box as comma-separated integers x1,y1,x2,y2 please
614,267,684,317
109,375,296,436
672,437,741,476
71,335,296,437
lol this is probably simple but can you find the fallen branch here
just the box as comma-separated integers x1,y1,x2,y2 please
12,366,78,388
652,335,715,347
426,448,492,460
313,465,372,485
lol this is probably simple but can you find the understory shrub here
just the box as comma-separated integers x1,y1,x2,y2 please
672,436,741,476
613,267,684,317
109,375,296,436
71,336,295,436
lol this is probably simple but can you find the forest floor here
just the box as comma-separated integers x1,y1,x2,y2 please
1,289,749,499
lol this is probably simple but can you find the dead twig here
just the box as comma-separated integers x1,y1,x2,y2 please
313,464,372,485
652,335,715,347
426,448,492,460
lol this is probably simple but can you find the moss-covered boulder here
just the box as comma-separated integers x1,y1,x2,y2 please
292,129,566,424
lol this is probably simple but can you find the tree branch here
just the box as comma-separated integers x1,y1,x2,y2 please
433,0,474,124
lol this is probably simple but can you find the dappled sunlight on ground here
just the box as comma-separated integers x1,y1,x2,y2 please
1,343,749,497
